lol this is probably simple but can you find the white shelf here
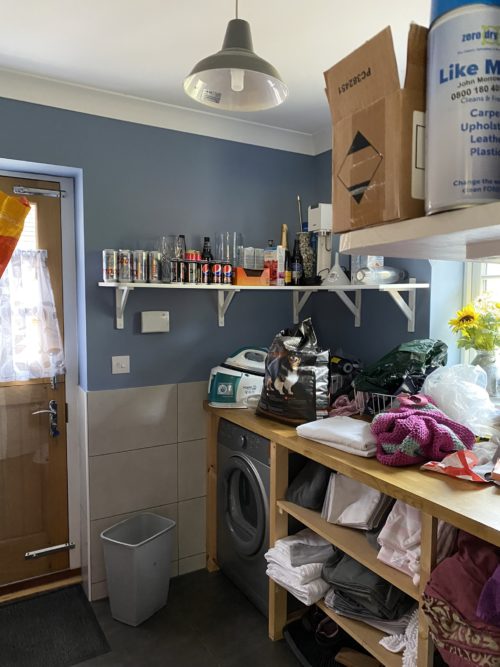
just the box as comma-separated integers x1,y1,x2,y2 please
98,281,429,330
339,201,500,262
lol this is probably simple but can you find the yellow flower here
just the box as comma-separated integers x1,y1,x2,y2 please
449,305,478,332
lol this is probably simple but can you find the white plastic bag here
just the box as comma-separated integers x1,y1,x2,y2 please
422,364,499,437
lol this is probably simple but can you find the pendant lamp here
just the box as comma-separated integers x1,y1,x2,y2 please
183,0,288,111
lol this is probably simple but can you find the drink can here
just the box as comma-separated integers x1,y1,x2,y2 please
102,249,118,282
148,251,161,283
118,249,132,283
201,262,211,284
212,263,222,284
222,263,232,284
170,259,179,283
187,261,198,284
132,250,147,283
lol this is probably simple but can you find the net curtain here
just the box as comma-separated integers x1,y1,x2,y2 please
0,250,65,382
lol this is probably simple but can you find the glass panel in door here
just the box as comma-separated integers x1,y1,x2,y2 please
0,176,69,587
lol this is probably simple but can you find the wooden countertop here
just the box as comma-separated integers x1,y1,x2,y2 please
205,404,500,547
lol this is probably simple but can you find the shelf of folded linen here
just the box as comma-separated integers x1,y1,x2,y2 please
316,601,402,667
277,500,418,601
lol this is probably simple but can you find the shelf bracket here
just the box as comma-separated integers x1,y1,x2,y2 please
218,289,239,327
115,286,133,330
292,291,316,324
332,289,362,327
382,279,417,333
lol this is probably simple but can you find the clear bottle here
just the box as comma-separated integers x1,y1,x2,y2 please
291,238,303,286
355,266,407,285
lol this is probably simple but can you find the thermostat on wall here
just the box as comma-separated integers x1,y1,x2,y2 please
141,311,170,333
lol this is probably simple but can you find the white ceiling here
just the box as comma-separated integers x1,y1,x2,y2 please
0,0,431,152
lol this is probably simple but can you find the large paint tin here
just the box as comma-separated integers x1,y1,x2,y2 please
426,1,500,213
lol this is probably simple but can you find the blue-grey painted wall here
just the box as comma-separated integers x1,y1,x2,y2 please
0,100,461,387
0,98,322,390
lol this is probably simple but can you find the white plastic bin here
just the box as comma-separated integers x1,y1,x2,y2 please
100,512,176,626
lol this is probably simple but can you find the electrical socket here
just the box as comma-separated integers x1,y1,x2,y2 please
112,355,130,374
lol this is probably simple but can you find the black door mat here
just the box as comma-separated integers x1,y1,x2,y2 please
0,584,110,666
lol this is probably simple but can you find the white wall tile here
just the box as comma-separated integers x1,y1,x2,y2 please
177,381,207,443
89,444,177,519
88,384,177,456
89,503,178,583
178,497,206,558
178,439,207,501
91,580,108,601
178,553,206,576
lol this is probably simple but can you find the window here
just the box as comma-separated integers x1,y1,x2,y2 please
15,203,37,250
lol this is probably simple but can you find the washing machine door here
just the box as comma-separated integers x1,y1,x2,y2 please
222,454,267,558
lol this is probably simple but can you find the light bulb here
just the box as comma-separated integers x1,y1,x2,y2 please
230,68,245,92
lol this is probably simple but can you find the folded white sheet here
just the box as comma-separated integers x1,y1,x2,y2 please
266,564,330,606
297,416,376,457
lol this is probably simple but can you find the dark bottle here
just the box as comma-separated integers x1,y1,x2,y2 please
291,238,303,286
202,236,213,261
281,223,292,286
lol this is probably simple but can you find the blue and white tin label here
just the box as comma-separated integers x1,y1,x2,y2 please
426,4,500,213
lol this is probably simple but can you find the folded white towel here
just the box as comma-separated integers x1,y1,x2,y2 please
297,435,376,458
266,564,330,606
297,417,376,457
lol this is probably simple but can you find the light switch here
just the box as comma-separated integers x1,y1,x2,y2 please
112,355,130,374
141,311,170,333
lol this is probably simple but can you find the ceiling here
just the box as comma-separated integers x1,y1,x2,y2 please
0,1,431,147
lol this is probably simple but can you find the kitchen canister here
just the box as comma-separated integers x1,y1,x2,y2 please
426,0,500,214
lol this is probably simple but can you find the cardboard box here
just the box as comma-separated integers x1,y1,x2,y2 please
324,25,427,233
264,245,286,286
233,267,270,286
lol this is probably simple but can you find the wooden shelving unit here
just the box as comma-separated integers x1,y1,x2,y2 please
277,500,419,601
317,601,402,667
339,201,500,262
205,405,500,667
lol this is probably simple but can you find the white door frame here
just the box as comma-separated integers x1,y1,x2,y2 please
0,162,82,571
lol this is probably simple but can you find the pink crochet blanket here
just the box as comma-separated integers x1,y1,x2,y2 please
371,397,475,467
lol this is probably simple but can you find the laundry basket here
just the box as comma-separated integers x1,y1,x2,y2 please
100,512,176,626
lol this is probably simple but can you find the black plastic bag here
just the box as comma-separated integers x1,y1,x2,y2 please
256,318,329,425
354,339,448,396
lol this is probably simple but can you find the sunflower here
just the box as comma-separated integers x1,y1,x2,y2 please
449,305,478,333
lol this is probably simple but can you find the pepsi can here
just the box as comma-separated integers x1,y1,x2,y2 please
201,262,211,284
212,263,222,284
222,263,232,285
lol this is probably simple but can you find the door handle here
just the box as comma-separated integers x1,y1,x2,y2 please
32,399,60,437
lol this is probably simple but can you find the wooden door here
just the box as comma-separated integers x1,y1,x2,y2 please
0,176,69,587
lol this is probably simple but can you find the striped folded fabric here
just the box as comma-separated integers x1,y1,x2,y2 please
0,191,30,278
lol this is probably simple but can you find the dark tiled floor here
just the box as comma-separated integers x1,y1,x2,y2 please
78,570,298,667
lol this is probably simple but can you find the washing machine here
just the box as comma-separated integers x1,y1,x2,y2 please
217,418,270,616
